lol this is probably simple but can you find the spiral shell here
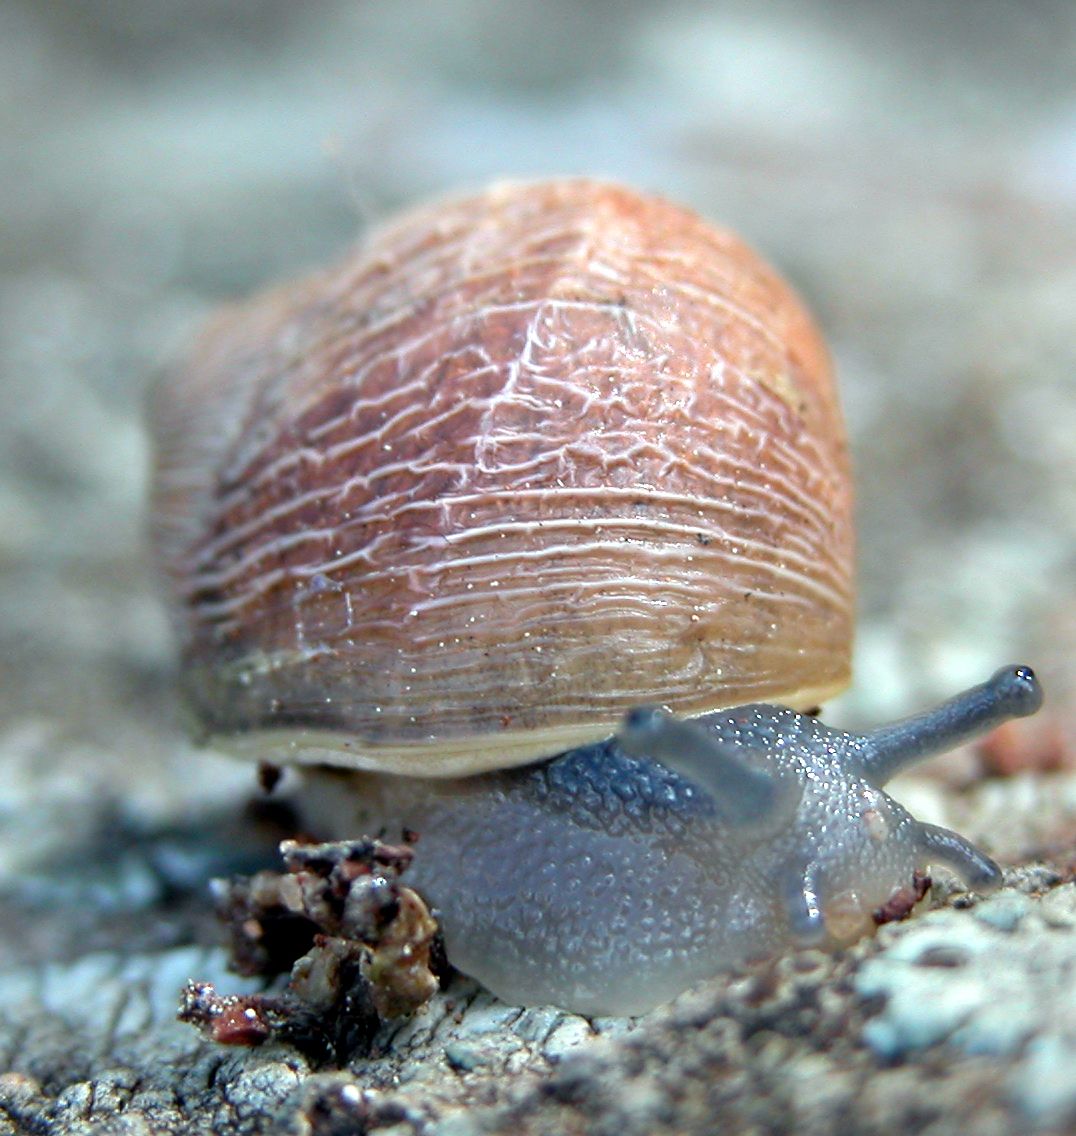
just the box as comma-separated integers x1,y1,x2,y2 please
151,179,853,775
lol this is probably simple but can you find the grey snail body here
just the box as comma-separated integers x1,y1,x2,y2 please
301,666,1039,1014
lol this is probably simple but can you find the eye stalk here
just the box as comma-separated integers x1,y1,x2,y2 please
854,664,1044,787
616,704,796,830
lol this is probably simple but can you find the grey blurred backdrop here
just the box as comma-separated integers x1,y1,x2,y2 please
1,0,1074,817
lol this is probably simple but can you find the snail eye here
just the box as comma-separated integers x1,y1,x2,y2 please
619,705,668,742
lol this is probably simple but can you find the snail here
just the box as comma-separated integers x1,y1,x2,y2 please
151,179,1043,1016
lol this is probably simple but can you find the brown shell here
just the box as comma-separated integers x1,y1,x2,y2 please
151,179,853,776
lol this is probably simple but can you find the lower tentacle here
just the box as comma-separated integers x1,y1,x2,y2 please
913,822,1002,892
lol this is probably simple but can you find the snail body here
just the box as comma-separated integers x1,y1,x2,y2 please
303,666,1040,1014
151,180,1041,1015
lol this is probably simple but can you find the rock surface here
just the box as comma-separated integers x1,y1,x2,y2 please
1,2,1075,1133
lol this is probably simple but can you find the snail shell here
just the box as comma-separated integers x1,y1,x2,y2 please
151,179,853,776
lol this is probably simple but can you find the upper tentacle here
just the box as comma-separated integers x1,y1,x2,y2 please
852,665,1042,786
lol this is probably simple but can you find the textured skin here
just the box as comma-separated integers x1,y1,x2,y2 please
302,667,1040,1016
303,709,923,1015
151,180,853,775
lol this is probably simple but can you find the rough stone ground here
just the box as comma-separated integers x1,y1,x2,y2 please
2,2,1075,1133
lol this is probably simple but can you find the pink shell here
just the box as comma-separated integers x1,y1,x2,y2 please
151,180,853,775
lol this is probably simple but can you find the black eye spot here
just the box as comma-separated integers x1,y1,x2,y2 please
623,705,662,733
996,664,1043,716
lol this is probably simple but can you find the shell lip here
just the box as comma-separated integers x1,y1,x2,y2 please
203,676,850,778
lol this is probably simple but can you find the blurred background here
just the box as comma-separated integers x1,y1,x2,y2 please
1,0,1074,860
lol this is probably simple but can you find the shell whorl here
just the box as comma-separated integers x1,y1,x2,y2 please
151,179,853,775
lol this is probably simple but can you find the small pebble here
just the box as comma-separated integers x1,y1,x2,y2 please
444,1042,486,1072
972,891,1031,932
0,1072,42,1108
512,1006,561,1044
1036,883,1076,928
541,1017,594,1061
451,999,520,1037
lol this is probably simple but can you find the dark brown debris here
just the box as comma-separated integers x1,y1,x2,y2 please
257,761,285,794
178,838,440,1063
872,870,932,926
